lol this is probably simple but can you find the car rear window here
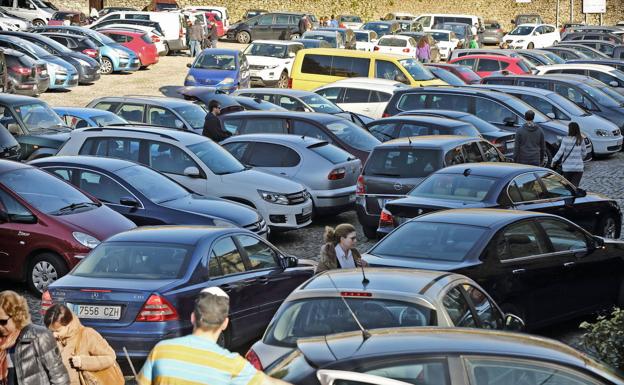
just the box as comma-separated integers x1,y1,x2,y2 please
73,242,191,279
308,141,352,163
140,33,153,44
364,148,441,178
410,174,497,201
264,297,435,347
326,120,380,152
378,37,407,47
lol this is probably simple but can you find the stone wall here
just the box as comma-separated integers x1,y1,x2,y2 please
57,0,624,32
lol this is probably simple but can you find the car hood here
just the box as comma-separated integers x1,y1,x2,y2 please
503,34,530,41
577,113,620,132
362,252,479,271
224,168,305,194
67,51,99,66
53,205,136,241
189,68,238,85
46,56,77,73
246,56,287,66
161,194,261,226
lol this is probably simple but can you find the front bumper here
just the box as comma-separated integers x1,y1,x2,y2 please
79,66,101,84
250,68,282,86
257,199,313,231
482,35,502,44
49,72,79,89
589,135,623,155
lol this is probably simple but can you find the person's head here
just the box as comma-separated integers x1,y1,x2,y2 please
0,291,30,336
417,36,428,48
331,14,335,20
208,101,221,115
44,304,75,340
191,287,230,333
324,223,357,249
524,110,535,122
568,121,582,143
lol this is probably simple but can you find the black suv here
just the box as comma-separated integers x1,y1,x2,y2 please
227,12,304,44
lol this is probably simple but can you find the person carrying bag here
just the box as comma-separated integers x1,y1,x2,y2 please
551,122,586,187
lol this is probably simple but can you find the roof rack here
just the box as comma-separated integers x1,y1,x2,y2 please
82,126,181,141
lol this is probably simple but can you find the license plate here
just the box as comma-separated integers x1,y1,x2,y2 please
506,142,514,150
69,303,121,320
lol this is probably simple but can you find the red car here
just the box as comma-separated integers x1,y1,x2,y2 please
426,63,482,84
206,12,225,37
0,161,135,293
48,11,89,26
98,29,159,68
448,54,533,77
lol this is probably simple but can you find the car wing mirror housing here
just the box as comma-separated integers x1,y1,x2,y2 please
183,166,203,178
282,255,298,268
503,116,517,126
504,313,525,331
575,187,587,197
119,196,139,207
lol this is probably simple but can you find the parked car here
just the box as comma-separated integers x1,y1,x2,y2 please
248,268,524,370
416,13,482,34
355,135,505,238
0,160,135,293
516,48,565,65
448,48,520,61
428,29,458,60
557,43,610,59
315,78,410,119
184,5,230,31
226,12,304,44
98,7,136,17
48,11,87,26
541,45,591,60
366,115,482,142
0,8,30,31
363,209,624,328
511,13,543,26
535,63,624,94
235,96,285,111
562,32,622,44
31,156,269,236
426,65,467,85
374,35,417,58
42,32,100,60
57,126,314,231
434,22,478,48
449,54,532,77
481,19,504,45
337,15,363,29
568,58,624,72
98,28,158,68
0,123,20,160
267,327,624,385
43,226,315,372
184,48,250,93
560,22,585,34
502,23,560,49
0,0,55,27
243,40,302,88
381,163,621,239
222,134,360,215
89,20,166,55
316,27,356,50
87,95,207,134
301,30,344,49
0,94,70,160
397,20,422,33
425,62,481,84
4,48,49,95
353,30,377,52
382,12,417,21
53,107,127,128
294,38,332,49
362,21,400,38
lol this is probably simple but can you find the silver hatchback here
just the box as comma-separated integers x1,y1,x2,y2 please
221,134,361,216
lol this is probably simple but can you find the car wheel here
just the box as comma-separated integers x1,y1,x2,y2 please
236,31,251,44
542,146,553,168
27,253,68,295
598,215,618,239
362,225,378,240
527,42,535,49
162,43,170,56
289,33,300,40
277,71,288,88
100,56,113,74
32,19,45,27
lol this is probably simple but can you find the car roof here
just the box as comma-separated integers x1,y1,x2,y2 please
251,40,303,46
474,84,556,97
321,77,407,88
53,107,120,115
304,31,338,36
98,28,144,36
453,54,518,61
0,159,32,174
92,95,196,107
73,125,205,144
236,88,314,97
538,63,616,71
106,226,239,245
380,135,477,148
429,29,452,33
516,23,541,27
378,116,469,128
365,21,397,25
198,48,240,55
30,155,138,172
223,133,327,147
394,86,517,102
0,94,47,105
401,109,470,119
484,74,590,85
225,110,339,122
379,35,411,40
414,208,548,227
438,161,545,177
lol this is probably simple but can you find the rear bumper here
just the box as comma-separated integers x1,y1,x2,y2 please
310,185,356,213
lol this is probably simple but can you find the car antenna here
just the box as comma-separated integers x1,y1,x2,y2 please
360,259,369,285
326,272,371,341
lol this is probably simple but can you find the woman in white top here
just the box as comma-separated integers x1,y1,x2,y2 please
315,223,367,273
551,122,586,187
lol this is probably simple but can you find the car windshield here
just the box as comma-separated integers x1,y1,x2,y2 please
410,174,497,201
543,52,566,64
517,16,540,24
300,94,342,113
430,32,450,41
509,26,534,36
173,105,207,130
443,24,466,39
455,66,482,82
193,53,236,70
485,22,500,29
599,86,624,105
303,33,336,45
37,36,72,53
91,113,127,126
370,221,487,262
340,15,361,22
364,23,389,34
264,297,435,347
545,93,589,116
0,168,97,215
16,39,51,57
354,32,370,42
188,140,246,175
12,102,65,131
308,142,352,163
244,43,287,59
116,165,189,204
326,120,380,152
399,58,436,81
379,37,407,47
365,148,441,178
429,67,465,85
577,83,622,107
72,242,191,279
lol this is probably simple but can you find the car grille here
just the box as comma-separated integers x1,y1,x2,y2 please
296,212,312,224
244,219,266,233
286,191,308,205
249,65,265,70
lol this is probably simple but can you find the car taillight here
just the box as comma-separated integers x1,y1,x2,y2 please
287,76,293,88
379,208,394,228
11,66,31,75
245,349,263,370
340,291,372,297
82,48,98,58
373,46,380,51
151,34,161,42
136,294,179,322
402,48,410,53
328,167,346,180
382,112,390,118
41,290,53,315
356,175,365,195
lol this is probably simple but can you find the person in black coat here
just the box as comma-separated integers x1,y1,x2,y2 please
202,101,231,142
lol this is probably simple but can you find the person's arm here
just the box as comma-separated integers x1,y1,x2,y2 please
580,138,587,160
513,131,521,162
79,328,116,371
551,139,565,165
36,328,70,385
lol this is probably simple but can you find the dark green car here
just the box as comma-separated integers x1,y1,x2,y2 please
0,94,70,160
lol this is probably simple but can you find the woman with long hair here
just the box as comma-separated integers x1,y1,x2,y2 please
551,121,587,187
416,36,431,63
316,223,368,273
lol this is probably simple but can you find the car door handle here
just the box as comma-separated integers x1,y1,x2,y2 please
257,276,269,284
563,262,575,268
512,269,526,274
220,284,236,292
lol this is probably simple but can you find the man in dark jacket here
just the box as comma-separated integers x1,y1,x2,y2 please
514,110,545,166
298,15,308,35
207,20,219,48
202,101,231,142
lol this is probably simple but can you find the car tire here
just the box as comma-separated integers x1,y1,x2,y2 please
100,56,114,75
362,225,378,240
527,42,535,49
27,252,68,295
542,146,553,168
597,214,618,239
32,19,45,27
277,71,288,88
236,31,251,44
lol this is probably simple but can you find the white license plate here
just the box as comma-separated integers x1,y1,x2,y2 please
69,303,121,320
506,142,514,150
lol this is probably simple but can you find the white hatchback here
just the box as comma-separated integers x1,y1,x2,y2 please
428,29,459,60
374,35,417,58
243,40,304,88
503,23,560,49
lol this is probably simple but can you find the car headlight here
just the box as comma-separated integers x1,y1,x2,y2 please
114,49,129,59
72,232,100,249
516,40,525,43
212,218,237,228
595,129,608,137
258,189,289,205
264,64,279,69
219,77,235,85
185,74,195,83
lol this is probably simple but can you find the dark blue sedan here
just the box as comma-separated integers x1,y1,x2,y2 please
30,156,269,237
184,48,251,93
43,226,315,372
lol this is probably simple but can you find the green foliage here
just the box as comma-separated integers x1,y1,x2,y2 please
580,307,624,371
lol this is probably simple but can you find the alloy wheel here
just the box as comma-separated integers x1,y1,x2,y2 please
101,57,113,74
277,72,288,88
603,217,617,239
31,260,58,293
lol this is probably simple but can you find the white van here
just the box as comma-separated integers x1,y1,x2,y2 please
0,0,56,26
184,5,229,30
416,13,482,35
94,11,186,52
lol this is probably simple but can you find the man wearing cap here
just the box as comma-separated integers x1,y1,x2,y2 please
137,287,291,385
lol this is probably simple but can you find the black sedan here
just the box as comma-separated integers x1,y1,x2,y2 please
363,209,624,329
268,327,624,385
30,156,269,237
380,163,621,238
366,116,482,142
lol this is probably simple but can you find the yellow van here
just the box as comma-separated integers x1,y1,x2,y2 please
289,48,447,91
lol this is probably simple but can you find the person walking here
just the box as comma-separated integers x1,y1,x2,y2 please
44,304,122,385
0,290,69,385
315,224,368,274
137,287,292,385
207,20,219,48
298,15,308,36
468,35,479,48
551,122,586,187
513,110,546,166
416,36,430,63
202,101,231,142
188,19,204,58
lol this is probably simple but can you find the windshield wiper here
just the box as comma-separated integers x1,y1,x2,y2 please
53,202,98,214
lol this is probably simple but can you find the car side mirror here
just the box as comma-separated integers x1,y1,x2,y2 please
174,119,184,129
183,166,202,178
609,80,619,87
575,187,587,197
186,63,192,68
7,123,20,136
546,112,555,119
504,313,525,331
119,196,139,207
282,255,298,268
592,235,605,250
395,73,408,83
503,116,517,126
